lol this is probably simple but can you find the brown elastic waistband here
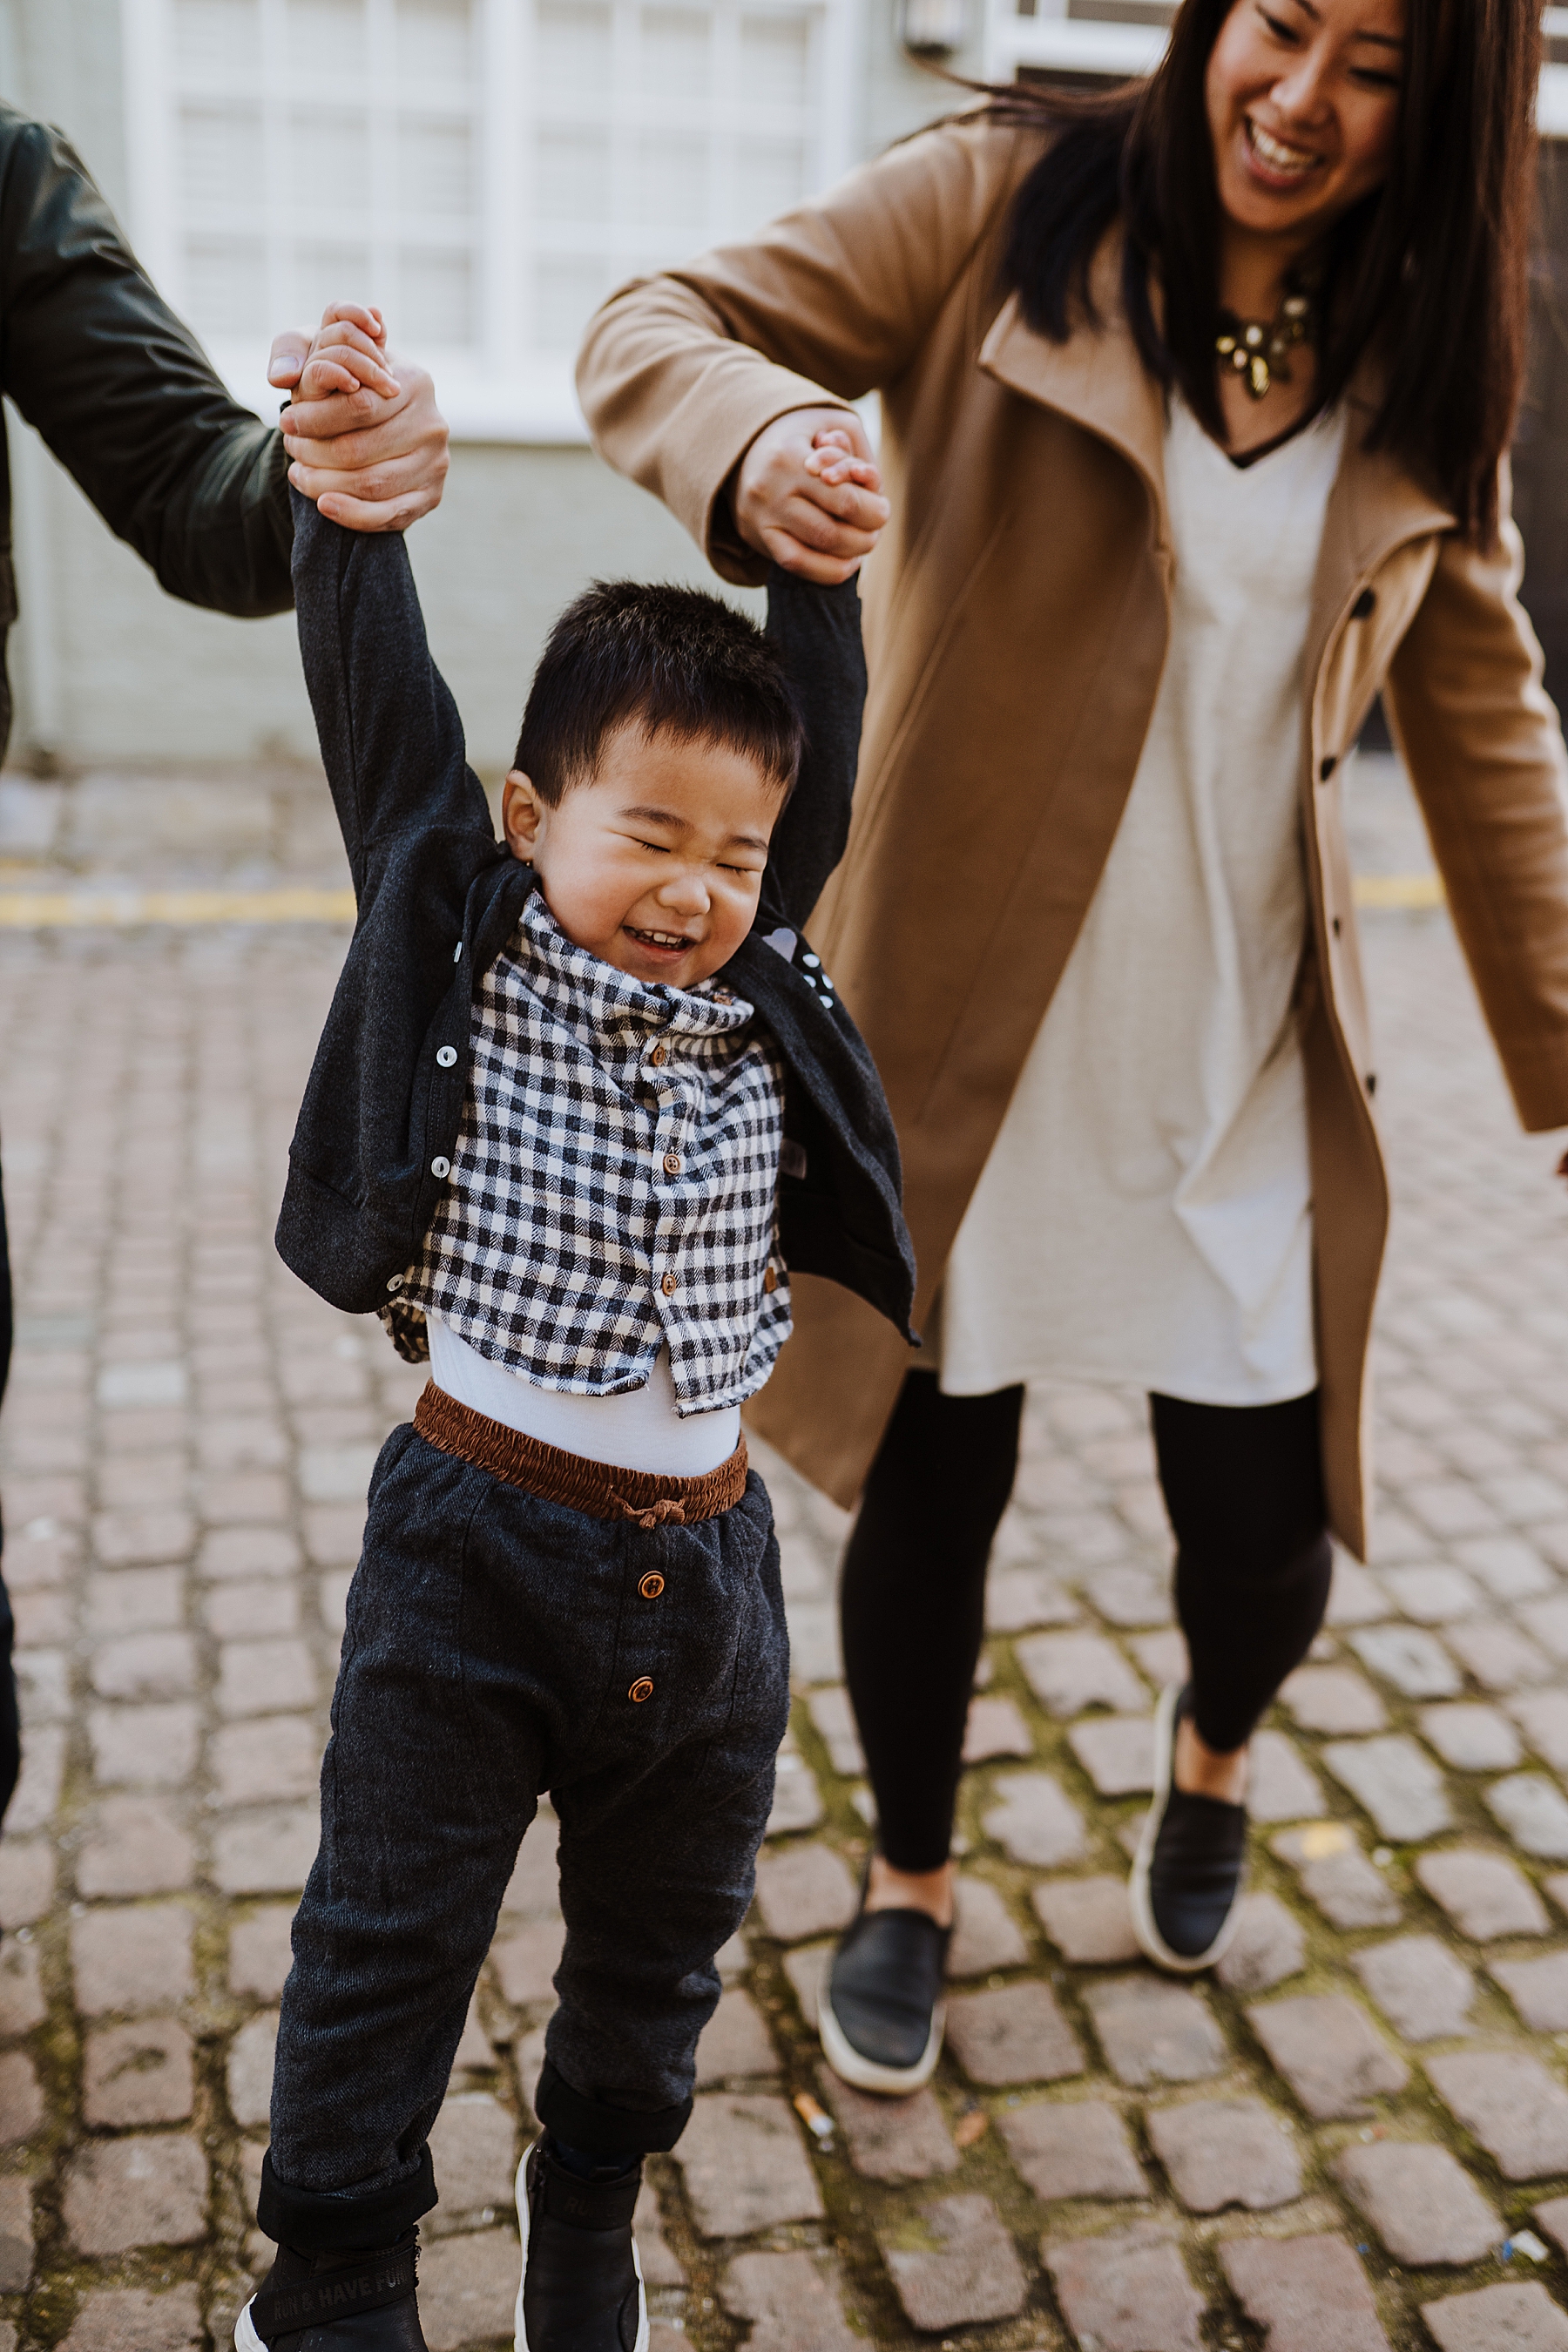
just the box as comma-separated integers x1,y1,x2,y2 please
413,1382,748,1526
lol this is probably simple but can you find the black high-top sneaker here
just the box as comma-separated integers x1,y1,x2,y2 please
235,2228,426,2349
516,2138,647,2352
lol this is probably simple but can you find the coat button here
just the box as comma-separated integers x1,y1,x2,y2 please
661,1272,677,1295
1352,588,1376,619
1319,755,1338,782
1331,916,1342,936
663,1151,681,1175
650,1044,667,1066
436,1045,457,1068
629,1677,654,1703
431,1157,450,1179
639,1571,665,1599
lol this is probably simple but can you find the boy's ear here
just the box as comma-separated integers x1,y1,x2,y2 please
502,770,546,862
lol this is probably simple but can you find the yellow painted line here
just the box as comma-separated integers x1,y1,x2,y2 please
1353,872,1443,909
0,887,356,929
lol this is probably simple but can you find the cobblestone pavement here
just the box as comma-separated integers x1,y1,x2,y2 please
0,760,1566,2349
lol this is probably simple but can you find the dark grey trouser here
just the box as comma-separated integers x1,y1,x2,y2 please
262,1421,788,2251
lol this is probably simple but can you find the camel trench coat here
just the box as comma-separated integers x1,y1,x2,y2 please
578,111,1568,1558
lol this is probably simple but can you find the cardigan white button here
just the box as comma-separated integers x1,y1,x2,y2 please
436,1046,458,1068
431,1156,451,1179
386,1273,404,1292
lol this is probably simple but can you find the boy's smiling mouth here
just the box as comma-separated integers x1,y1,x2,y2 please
625,924,699,957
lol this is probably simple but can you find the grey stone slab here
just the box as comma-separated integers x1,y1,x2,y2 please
785,1602,841,1688
1032,1875,1139,1964
781,1942,830,2028
426,2093,516,2227
1458,1538,1556,1603
1509,1692,1568,1776
1352,1935,1476,2041
962,1695,1033,1763
984,1569,1078,1633
944,1981,1083,2085
1220,2234,1391,2352
1130,1628,1189,1688
1214,1892,1308,1993
676,2094,824,2235
1280,1665,1389,1735
1085,1563,1173,1627
1417,1848,1550,1940
719,2250,860,2352
1321,1734,1452,1840
1491,1950,1568,2032
419,2229,520,2352
948,1876,1030,1977
1382,1565,1485,1623
1335,2140,1498,2267
817,2068,958,2181
695,1989,778,2084
1044,2223,1204,2352
803,1686,863,1777
1067,1714,1154,1796
996,2099,1147,2202
1015,1631,1148,1719
981,1770,1088,1867
1534,2190,1568,2259
1428,2050,1568,2181
1328,1559,1391,1626
1146,2096,1301,2213
1349,1624,1462,1699
1246,1993,1409,2119
1247,1729,1328,1823
1451,1620,1555,1693
1274,1823,1401,1930
57,2286,203,2352
752,1844,858,1942
1423,2283,1568,2352
767,1750,824,1837
1524,1597,1568,1662
879,2196,1028,2333
1083,1974,1227,2088
1488,1774,1568,1860
1420,1703,1524,1772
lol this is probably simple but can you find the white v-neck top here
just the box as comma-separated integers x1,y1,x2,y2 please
939,397,1347,1405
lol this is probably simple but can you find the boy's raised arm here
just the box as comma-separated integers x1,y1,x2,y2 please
758,563,867,935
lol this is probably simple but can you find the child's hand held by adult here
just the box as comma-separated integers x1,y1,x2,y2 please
733,407,889,583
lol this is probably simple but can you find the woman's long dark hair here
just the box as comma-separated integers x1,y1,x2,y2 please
992,0,1539,544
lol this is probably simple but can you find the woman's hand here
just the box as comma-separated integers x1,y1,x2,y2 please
269,302,449,533
733,408,889,582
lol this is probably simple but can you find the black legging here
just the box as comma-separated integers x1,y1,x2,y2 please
840,1372,1331,1873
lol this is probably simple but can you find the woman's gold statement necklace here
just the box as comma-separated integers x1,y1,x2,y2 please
1215,284,1316,402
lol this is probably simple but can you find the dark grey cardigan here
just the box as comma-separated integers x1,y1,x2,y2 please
274,490,917,1345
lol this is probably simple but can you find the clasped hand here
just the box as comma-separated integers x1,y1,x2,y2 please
269,303,449,532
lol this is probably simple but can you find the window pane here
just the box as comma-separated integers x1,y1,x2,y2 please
637,131,707,233
398,117,475,216
173,0,261,70
288,108,372,210
534,255,612,351
739,11,810,105
401,247,475,342
286,0,367,74
638,7,711,99
534,128,612,225
736,133,804,226
183,235,268,338
536,4,612,98
180,102,264,213
292,240,375,322
397,0,475,82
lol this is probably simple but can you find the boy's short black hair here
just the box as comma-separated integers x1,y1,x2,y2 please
513,580,803,805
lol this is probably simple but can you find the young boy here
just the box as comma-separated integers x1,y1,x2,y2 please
240,314,915,2352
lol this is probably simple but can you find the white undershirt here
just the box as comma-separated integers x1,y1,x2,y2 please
940,398,1347,1407
427,1315,741,1477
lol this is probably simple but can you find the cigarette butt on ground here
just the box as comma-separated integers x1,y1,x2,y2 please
794,2092,834,2139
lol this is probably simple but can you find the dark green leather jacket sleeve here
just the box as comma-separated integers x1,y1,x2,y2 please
0,105,293,618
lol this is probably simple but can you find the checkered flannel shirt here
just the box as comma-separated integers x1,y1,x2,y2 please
405,890,791,1411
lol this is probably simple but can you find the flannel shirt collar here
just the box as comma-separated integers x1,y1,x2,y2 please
515,889,756,1052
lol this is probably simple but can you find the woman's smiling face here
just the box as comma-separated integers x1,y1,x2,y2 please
1206,0,1406,250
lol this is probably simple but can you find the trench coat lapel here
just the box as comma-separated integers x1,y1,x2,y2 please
1304,380,1455,684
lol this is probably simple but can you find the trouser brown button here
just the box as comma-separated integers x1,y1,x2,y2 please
629,1677,654,1703
639,1571,665,1599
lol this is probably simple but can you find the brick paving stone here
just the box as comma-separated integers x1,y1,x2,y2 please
1335,2140,1498,2266
1455,1620,1557,1693
1456,1536,1556,1601
78,1794,194,1896
984,1566,1078,1632
1086,1563,1173,1627
417,2228,521,2352
948,1875,1030,1975
1421,1702,1524,1771
1016,1631,1148,1718
676,2093,824,2235
1068,1714,1155,1796
217,1635,319,1720
1215,1891,1307,1992
1084,1974,1227,2087
199,1525,301,1580
962,1694,1033,1763
752,1843,857,1941
719,2250,859,2352
1130,1627,1189,1687
1524,1597,1568,1661
1349,1624,1462,1698
213,1803,320,1896
880,2194,1027,2332
999,2099,1146,2205
1423,2282,1568,2351
1491,1952,1568,2031
804,1687,864,1776
1321,1734,1453,1839
0,1842,54,1926
1489,1774,1568,1859
1510,1692,1568,1775
230,1905,297,1999
1274,1823,1401,1929
0,1937,44,2037
785,1600,841,1686
981,1770,1089,1866
205,1580,300,1639
1536,2192,1568,2256
62,2132,208,2253
1428,2049,1568,2180
0,2178,30,2294
818,2068,958,2180
87,1700,199,1788
1044,2221,1204,2352
1033,1874,1139,1963
92,1508,194,1567
492,1920,566,2007
90,1630,197,1702
1329,1558,1391,1625
1145,2095,1301,2212
210,1714,324,1808
0,2052,40,2146
1382,1564,1485,1623
57,2286,203,2352
426,2092,516,2220
1247,1993,1409,2119
227,2011,277,2127
1281,1665,1389,1734
83,2019,193,2126
945,1980,1084,2085
1220,2234,1391,2352
1248,1728,1328,1822
781,1942,830,2028
1417,1848,1550,1938
634,2184,684,2288
767,1749,823,1835
1352,1935,1476,2040
695,1988,777,2083
85,1567,184,1636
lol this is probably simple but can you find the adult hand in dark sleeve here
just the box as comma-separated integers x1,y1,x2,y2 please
269,302,448,534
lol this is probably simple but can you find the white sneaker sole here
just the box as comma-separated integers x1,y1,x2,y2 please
513,2144,648,2352
819,1978,945,2096
1129,1681,1247,1975
234,2301,264,2352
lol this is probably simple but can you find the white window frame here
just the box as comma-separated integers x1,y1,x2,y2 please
120,0,859,441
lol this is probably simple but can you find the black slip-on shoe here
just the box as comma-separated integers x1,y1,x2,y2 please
515,2138,647,2352
819,1873,951,2096
236,2230,426,2349
1130,1681,1248,1973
